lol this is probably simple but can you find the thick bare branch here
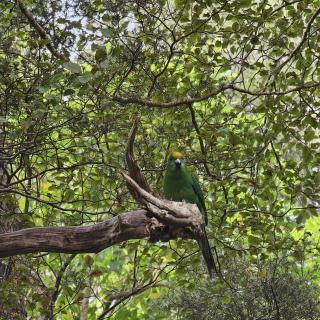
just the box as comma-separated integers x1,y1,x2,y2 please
0,209,193,258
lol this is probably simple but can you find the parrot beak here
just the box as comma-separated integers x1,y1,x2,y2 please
174,158,181,168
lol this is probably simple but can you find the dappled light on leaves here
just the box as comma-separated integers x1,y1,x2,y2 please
0,0,319,319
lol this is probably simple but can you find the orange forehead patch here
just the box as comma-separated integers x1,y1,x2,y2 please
170,150,183,159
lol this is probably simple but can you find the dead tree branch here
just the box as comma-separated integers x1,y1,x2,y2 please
125,118,152,202
0,209,194,258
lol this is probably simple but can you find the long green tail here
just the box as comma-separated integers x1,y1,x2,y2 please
197,228,217,278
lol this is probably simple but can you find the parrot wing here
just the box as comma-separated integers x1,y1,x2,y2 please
191,174,208,225
191,174,217,277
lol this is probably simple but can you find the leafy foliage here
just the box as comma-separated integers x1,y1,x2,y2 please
0,0,319,318
154,256,320,320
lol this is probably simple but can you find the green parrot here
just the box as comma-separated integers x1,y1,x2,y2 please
163,151,217,278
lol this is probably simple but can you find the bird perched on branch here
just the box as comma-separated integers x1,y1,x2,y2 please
163,150,217,278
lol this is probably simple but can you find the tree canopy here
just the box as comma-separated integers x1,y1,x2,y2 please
0,0,319,319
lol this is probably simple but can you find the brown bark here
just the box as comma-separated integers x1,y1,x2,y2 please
125,118,153,201
0,209,193,258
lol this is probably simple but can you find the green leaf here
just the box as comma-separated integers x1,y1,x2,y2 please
63,62,82,74
239,0,252,7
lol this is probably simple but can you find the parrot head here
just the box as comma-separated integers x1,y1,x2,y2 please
167,150,184,170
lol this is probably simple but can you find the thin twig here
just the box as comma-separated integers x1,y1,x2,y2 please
16,0,67,60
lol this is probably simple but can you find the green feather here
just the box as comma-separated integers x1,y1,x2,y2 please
163,153,216,278
191,173,208,225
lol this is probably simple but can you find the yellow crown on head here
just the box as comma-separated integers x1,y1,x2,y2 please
170,150,184,159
